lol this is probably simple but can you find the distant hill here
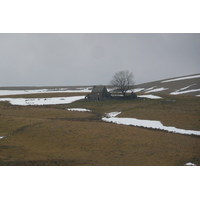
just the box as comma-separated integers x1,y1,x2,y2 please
134,74,200,96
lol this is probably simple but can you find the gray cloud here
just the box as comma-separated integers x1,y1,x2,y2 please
0,33,200,86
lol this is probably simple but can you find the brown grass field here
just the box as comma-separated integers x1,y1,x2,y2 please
0,92,200,166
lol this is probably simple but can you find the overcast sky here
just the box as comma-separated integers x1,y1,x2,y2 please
0,33,200,86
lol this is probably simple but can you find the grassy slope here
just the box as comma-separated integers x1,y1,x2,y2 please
135,74,200,95
0,93,200,166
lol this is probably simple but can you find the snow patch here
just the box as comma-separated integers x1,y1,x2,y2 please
137,95,163,99
177,84,196,92
162,74,200,83
67,108,92,112
0,136,5,139
0,88,92,96
185,162,197,166
65,88,92,93
0,96,85,106
102,112,200,136
145,87,168,93
105,112,122,118
170,84,198,95
133,88,145,93
144,86,156,91
170,88,200,95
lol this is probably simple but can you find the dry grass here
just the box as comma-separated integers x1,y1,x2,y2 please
0,93,200,166
1,92,87,98
118,94,200,130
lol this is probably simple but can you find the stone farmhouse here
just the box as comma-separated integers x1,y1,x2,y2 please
85,86,111,101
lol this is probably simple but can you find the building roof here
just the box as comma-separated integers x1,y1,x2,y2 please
92,86,106,93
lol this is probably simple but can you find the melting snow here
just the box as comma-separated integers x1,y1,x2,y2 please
144,86,156,91
145,87,168,93
105,112,122,118
169,84,198,95
176,84,196,91
0,96,85,106
0,89,49,96
185,162,197,166
137,95,163,99
102,112,200,136
0,88,92,96
170,88,200,95
67,108,91,112
133,88,145,93
161,74,200,83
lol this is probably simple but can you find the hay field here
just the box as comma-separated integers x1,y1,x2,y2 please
0,92,200,166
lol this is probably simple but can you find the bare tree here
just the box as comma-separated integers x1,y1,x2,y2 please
110,70,134,97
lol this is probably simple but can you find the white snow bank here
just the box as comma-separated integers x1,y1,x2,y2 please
108,88,144,93
105,112,122,118
176,84,196,92
0,89,49,96
0,96,85,106
61,88,92,93
185,162,197,166
137,95,163,99
170,88,200,95
67,108,92,112
162,74,200,83
144,86,156,91
169,83,200,95
102,112,200,136
0,136,5,139
0,88,92,96
145,87,168,93
133,88,145,93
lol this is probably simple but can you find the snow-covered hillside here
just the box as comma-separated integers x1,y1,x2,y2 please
0,73,200,97
134,73,200,96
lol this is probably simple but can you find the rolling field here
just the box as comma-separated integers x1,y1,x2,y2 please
0,91,200,166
